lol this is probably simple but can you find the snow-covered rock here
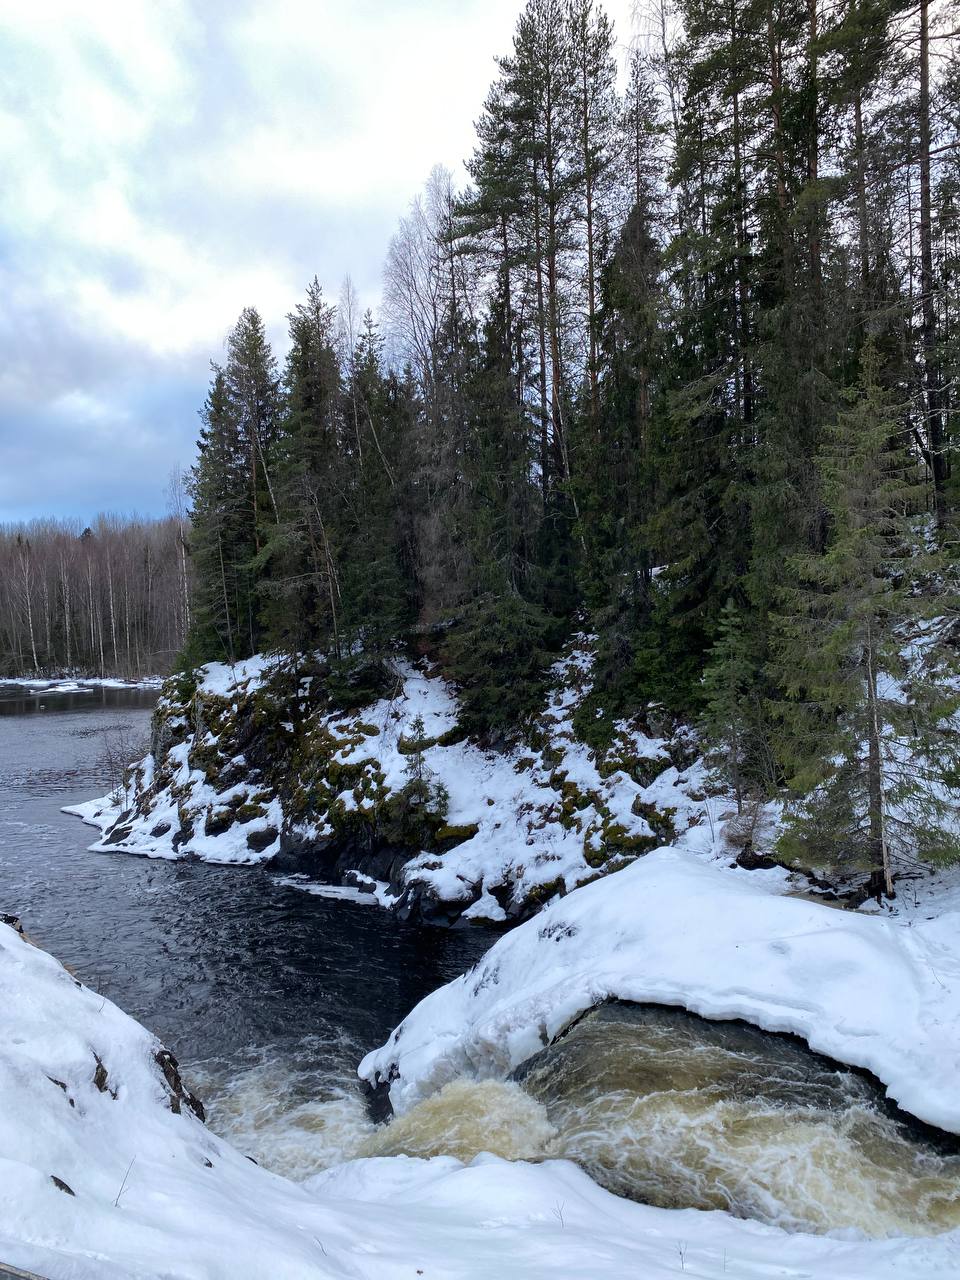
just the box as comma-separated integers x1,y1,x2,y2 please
360,847,960,1135
66,640,709,922
4,918,960,1279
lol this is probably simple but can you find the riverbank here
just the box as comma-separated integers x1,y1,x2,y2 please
64,640,739,923
0,676,163,693
4,916,960,1279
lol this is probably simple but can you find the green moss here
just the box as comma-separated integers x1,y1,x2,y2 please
524,877,565,907
397,731,438,756
630,799,678,844
435,822,480,849
189,742,222,784
598,820,660,856
597,751,669,787
436,725,468,747
235,803,266,823
204,808,234,836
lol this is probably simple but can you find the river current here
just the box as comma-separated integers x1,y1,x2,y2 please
2,687,959,1238
0,689,494,1174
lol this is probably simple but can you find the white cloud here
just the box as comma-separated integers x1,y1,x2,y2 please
0,0,636,519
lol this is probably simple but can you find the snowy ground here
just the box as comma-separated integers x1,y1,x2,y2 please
3,918,960,1280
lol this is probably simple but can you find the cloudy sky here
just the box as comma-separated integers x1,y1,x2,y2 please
0,0,634,526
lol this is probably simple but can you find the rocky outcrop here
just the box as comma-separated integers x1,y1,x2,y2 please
73,645,710,926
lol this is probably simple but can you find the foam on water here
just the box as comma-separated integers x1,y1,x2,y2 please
187,1035,377,1179
190,1006,960,1239
360,1078,557,1163
517,1004,960,1237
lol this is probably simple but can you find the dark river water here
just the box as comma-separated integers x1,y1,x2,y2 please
0,686,495,1174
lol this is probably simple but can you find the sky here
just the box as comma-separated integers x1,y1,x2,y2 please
0,0,635,526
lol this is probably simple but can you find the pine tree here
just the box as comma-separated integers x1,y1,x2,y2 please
701,599,776,811
771,341,960,896
187,365,251,661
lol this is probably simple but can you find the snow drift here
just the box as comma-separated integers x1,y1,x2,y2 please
360,847,960,1135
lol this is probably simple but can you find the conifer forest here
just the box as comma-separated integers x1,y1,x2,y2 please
182,0,960,887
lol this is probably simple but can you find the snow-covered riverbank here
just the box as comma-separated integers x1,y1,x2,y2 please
360,848,960,1135
0,676,163,694
3,916,960,1280
65,642,713,923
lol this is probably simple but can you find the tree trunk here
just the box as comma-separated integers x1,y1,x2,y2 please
532,157,551,499
865,628,894,898
918,0,946,522
730,0,752,430
853,88,870,292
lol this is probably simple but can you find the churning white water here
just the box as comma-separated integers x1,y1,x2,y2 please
190,1006,960,1239
516,1004,960,1237
187,1035,378,1179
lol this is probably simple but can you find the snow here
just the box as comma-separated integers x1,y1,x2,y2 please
196,653,281,697
3,919,959,1280
275,874,380,905
0,676,162,693
64,790,285,866
360,848,960,1136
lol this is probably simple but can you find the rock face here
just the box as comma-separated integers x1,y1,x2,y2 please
153,1049,205,1121
70,644,710,925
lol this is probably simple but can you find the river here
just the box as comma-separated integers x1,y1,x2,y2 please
0,687,495,1175
2,686,959,1238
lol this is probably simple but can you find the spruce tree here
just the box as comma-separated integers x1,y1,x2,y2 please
260,279,344,654
771,341,960,896
701,598,777,812
338,313,411,656
187,365,252,661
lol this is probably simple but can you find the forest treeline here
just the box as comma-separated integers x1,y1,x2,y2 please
0,515,190,678
186,0,960,890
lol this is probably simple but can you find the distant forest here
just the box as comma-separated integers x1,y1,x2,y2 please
0,514,190,678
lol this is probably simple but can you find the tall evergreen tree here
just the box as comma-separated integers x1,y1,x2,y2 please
187,365,251,660
771,341,960,895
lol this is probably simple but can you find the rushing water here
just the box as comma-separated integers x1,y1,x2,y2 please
2,687,959,1238
514,1003,960,1237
